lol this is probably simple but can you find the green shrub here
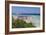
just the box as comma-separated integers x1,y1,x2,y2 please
12,16,35,28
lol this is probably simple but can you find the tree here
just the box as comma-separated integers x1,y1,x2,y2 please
12,16,16,28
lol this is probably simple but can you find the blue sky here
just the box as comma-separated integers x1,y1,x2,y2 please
12,6,40,14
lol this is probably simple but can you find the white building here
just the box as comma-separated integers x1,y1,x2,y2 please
13,16,33,23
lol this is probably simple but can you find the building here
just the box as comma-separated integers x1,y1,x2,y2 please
13,16,33,23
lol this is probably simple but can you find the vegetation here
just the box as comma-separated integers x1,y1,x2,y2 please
12,16,35,28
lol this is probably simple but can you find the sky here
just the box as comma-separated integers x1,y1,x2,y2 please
12,6,40,14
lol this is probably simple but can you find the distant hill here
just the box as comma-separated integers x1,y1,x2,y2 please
12,13,40,15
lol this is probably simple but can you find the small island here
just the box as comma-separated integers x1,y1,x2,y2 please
12,16,36,28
